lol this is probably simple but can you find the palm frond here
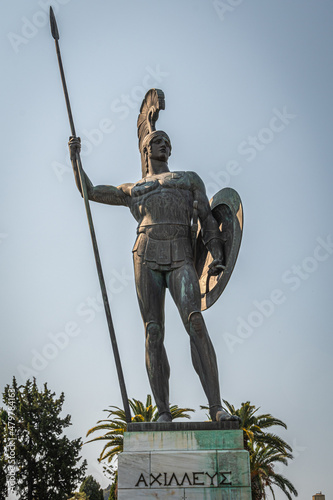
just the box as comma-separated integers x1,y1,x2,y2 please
170,405,195,420
85,395,194,464
217,400,297,500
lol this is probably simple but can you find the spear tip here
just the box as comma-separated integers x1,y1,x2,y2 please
50,6,59,40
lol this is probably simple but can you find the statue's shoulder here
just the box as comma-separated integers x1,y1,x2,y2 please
117,182,135,196
172,170,201,181
183,170,205,191
168,171,196,189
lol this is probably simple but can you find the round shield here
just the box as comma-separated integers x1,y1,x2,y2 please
195,187,243,311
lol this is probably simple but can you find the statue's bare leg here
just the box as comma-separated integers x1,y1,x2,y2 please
167,263,239,422
133,254,172,421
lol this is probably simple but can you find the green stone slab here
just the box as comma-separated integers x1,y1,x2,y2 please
124,429,243,452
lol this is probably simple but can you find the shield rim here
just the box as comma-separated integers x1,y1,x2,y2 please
196,187,243,311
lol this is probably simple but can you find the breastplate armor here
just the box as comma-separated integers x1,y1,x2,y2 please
131,172,194,270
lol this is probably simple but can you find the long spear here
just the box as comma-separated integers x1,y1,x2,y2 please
49,7,132,423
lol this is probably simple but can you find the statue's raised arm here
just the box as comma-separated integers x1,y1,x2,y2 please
68,136,131,207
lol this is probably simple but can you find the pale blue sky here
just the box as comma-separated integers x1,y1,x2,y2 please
1,1,333,497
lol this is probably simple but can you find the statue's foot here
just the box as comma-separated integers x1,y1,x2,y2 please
157,411,172,423
210,406,241,423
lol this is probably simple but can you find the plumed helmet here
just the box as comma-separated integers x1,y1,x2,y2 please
137,89,171,177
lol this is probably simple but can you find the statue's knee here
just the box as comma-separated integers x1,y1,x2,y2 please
146,322,164,347
188,311,206,339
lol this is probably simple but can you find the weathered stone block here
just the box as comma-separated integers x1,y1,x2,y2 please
123,429,243,452
118,428,251,499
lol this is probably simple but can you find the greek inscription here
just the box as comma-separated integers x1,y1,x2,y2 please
219,471,232,485
180,472,192,486
150,473,162,486
135,470,232,487
168,472,180,486
135,473,148,487
205,471,218,486
192,472,205,486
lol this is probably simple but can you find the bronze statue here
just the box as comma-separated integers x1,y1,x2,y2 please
68,89,242,422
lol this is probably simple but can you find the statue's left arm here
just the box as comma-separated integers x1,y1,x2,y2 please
189,171,225,275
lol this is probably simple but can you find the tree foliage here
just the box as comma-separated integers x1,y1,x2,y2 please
79,475,104,500
222,400,298,500
100,465,116,500
0,409,8,498
249,440,297,500
67,493,87,500
108,474,117,500
86,394,194,464
1,377,87,500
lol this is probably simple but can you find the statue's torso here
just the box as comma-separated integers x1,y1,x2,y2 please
129,171,195,270
130,171,193,228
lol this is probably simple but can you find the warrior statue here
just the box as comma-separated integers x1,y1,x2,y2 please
68,89,243,423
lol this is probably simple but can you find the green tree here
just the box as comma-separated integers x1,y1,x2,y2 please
108,473,117,500
80,475,104,500
221,400,298,500
99,465,116,500
67,493,88,500
0,409,8,498
86,395,194,464
222,400,293,455
2,377,87,500
249,440,297,500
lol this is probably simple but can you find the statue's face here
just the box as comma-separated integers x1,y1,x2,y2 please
148,134,171,162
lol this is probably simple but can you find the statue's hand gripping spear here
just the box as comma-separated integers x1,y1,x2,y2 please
49,7,131,423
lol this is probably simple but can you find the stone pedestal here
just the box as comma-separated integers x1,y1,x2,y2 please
118,421,251,499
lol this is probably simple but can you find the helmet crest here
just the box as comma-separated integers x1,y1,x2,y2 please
137,89,168,177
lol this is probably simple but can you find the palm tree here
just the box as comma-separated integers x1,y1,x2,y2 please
86,395,194,464
249,440,298,500
221,400,298,500
222,400,292,454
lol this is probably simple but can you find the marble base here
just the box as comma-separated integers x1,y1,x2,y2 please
118,425,251,499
